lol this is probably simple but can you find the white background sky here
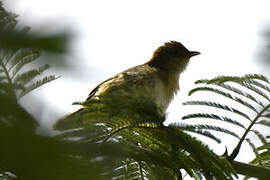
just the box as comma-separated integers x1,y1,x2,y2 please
5,0,270,179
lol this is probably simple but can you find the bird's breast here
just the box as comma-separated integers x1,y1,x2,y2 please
153,71,180,112
152,75,179,112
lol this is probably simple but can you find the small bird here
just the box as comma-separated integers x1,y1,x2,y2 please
54,41,199,129
86,41,199,111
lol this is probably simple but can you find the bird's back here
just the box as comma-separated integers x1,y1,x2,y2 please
86,64,169,110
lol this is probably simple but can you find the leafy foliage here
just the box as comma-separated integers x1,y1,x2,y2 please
0,42,58,101
54,88,236,180
0,123,108,180
183,74,270,178
248,136,270,169
0,2,58,131
0,3,103,180
243,138,270,179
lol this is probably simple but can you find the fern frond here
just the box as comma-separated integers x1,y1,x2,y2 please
250,152,270,168
107,141,178,180
193,124,240,139
238,81,270,102
188,86,258,112
256,142,270,151
245,138,262,164
169,122,221,143
2,31,30,65
0,11,57,100
195,74,269,85
10,50,41,79
128,129,169,153
18,75,59,98
183,100,251,121
195,76,242,84
184,74,270,163
218,83,264,107
113,159,143,180
262,113,270,118
8,49,38,71
182,113,246,129
169,128,236,179
196,76,266,107
246,79,270,94
14,64,50,84
251,130,268,146
242,74,269,83
256,120,270,128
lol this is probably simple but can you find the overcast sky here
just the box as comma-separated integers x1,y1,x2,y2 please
5,1,270,176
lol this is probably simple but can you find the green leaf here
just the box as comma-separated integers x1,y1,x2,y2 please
18,75,59,98
183,101,251,121
245,138,263,165
8,49,41,73
256,120,270,128
114,159,144,180
218,83,264,107
238,81,270,101
169,122,221,143
242,74,269,83
189,86,258,112
251,130,268,146
190,124,240,139
12,83,25,91
195,74,269,85
11,50,41,79
256,143,270,151
169,128,236,179
194,75,267,106
262,113,270,118
244,79,270,94
14,64,50,84
2,48,21,65
195,76,243,85
182,113,246,129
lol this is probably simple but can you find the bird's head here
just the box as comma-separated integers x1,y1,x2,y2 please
148,41,200,72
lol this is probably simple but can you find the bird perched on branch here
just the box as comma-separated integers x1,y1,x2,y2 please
54,41,200,129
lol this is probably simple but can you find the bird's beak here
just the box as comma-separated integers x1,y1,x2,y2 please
189,51,201,57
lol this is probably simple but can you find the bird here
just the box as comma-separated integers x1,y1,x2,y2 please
54,41,200,130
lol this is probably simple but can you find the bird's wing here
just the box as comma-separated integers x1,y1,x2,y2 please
86,64,157,101
86,77,114,99
54,64,160,130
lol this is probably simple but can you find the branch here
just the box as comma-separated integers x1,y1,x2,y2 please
231,160,270,179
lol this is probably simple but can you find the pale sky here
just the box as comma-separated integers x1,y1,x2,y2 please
5,0,270,178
